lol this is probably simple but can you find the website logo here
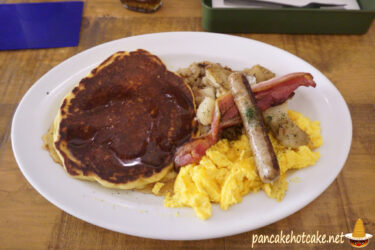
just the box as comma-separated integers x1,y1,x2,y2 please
345,218,373,248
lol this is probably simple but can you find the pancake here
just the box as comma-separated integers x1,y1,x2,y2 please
44,49,196,189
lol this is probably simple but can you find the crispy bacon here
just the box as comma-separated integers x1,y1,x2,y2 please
174,102,221,169
253,72,315,111
252,72,315,92
217,94,242,129
174,72,316,169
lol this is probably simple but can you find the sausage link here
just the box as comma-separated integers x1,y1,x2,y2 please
229,72,280,183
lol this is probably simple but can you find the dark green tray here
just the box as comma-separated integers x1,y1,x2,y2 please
202,0,375,34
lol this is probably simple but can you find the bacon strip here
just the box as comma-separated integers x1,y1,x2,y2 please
174,72,316,168
217,94,242,129
174,102,221,169
251,72,315,92
253,73,315,111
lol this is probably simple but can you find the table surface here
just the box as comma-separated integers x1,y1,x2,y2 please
1,0,374,249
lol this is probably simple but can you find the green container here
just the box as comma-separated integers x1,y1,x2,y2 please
202,0,375,34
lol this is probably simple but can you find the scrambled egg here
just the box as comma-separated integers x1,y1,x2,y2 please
162,110,322,220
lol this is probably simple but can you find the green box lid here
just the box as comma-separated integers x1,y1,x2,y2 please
202,0,375,34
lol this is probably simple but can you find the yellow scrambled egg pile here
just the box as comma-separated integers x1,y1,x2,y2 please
162,111,322,220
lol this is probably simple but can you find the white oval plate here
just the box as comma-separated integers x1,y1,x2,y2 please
12,32,352,240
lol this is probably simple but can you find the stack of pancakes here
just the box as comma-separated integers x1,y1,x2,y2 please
43,50,196,189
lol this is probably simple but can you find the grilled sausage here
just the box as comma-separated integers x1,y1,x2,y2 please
229,72,280,183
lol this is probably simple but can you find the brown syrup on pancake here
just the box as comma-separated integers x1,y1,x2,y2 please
55,50,195,184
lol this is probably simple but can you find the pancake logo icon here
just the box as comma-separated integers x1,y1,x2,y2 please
345,218,373,248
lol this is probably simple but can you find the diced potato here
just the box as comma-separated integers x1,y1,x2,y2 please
198,87,216,99
193,87,215,106
205,63,232,89
215,88,229,98
177,62,207,88
201,76,214,87
245,75,257,86
243,64,275,83
197,97,215,126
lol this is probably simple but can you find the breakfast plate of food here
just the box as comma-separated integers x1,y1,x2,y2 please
12,32,352,240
